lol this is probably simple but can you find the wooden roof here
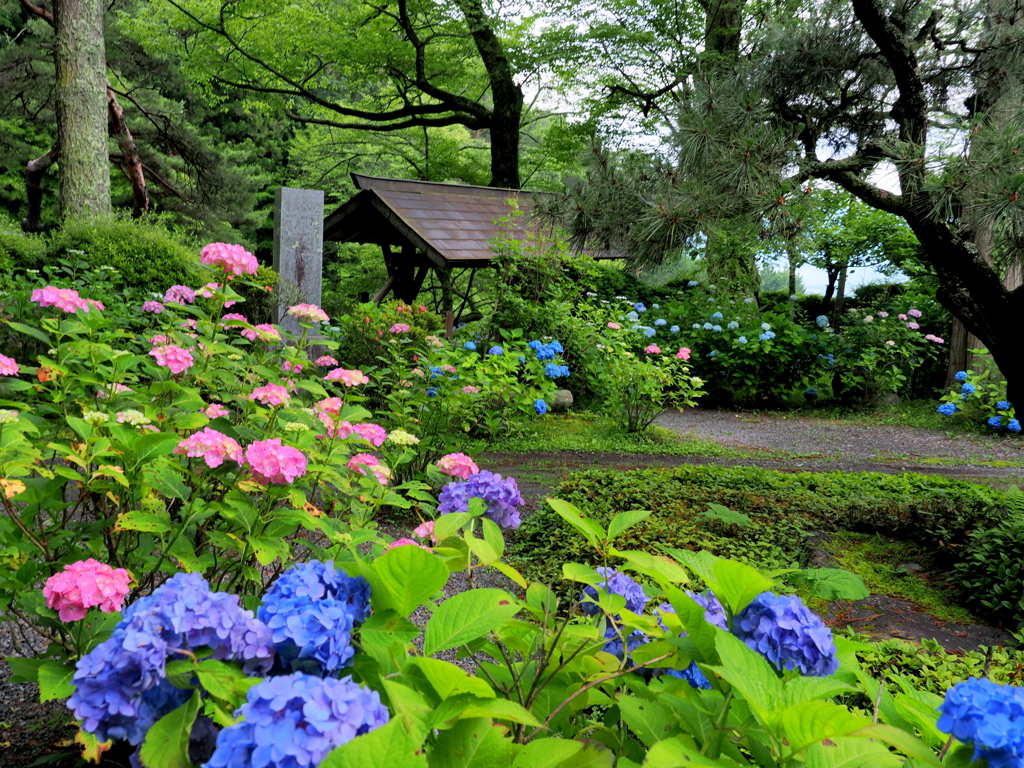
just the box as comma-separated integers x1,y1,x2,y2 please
323,174,563,268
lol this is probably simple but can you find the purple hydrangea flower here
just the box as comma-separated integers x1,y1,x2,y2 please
732,592,838,677
580,567,649,616
68,573,273,746
204,673,389,768
437,470,523,530
258,561,371,675
937,677,1024,768
654,592,726,689
602,624,649,662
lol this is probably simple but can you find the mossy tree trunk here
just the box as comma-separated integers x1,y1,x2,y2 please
53,0,110,221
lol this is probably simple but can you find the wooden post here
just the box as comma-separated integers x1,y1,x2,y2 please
445,311,455,340
357,291,370,303
439,265,454,339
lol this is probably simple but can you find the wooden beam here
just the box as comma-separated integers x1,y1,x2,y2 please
372,274,396,304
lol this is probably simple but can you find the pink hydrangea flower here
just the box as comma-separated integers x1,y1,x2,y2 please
287,303,329,324
0,354,19,376
436,453,479,480
413,520,437,542
282,361,304,374
182,318,198,331
440,364,457,374
246,439,307,485
418,305,427,312
425,335,445,347
201,242,259,276
149,334,170,346
43,559,131,622
149,344,194,374
315,355,338,367
142,301,164,314
31,286,92,313
324,368,369,386
907,308,923,318
316,397,343,416
906,322,920,330
96,383,132,399
411,368,425,376
925,334,944,343
240,324,282,342
676,347,692,360
174,427,244,468
645,344,661,354
221,313,248,326
607,322,621,330
347,453,391,485
198,282,220,299
878,311,889,318
462,385,480,394
249,383,291,407
886,340,896,346
390,323,411,333
351,423,387,447
164,285,196,305
385,538,429,552
898,314,908,321
203,402,230,418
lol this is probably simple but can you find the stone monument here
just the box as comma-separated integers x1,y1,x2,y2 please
272,187,324,336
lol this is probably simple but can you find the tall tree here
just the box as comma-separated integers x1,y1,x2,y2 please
129,0,532,188
52,0,110,219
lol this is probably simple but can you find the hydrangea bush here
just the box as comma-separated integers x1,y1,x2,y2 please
937,358,1020,436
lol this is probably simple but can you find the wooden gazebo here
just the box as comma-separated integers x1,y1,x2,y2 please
323,174,553,313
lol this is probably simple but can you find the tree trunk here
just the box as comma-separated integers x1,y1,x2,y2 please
457,0,523,189
833,264,848,330
22,145,59,233
53,0,110,220
107,87,148,218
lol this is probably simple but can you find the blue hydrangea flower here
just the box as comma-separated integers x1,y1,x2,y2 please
955,371,968,382
642,327,656,338
653,304,660,309
534,398,548,415
692,324,701,330
712,325,722,333
815,315,829,329
702,322,714,330
602,625,648,662
761,323,771,331
997,401,1011,411
464,341,477,350
744,297,755,304
805,388,818,399
488,346,504,356
630,325,641,332
727,321,739,330
655,319,667,326
737,336,747,344
759,332,776,341
529,339,562,360
205,673,389,768
634,303,647,313
438,470,524,530
937,677,1024,768
580,567,649,616
69,573,273,746
544,363,570,379
655,592,726,688
687,281,699,287
711,312,723,320
258,561,370,675
962,383,976,395
937,403,958,416
670,325,680,333
732,593,838,677
706,298,716,304
1009,419,1021,433
790,294,799,300
615,295,628,300
989,416,1003,429
427,387,438,398
709,350,717,357
626,311,639,321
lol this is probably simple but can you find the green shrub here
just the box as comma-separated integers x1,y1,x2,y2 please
43,216,202,289
511,465,1001,585
0,215,45,285
953,487,1024,627
233,264,280,324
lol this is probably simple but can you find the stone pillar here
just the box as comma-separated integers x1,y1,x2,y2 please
273,187,324,335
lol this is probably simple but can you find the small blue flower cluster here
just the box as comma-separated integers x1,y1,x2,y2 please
962,382,976,397
488,346,504,355
805,388,818,399
463,341,477,350
642,326,656,337
534,398,548,415
955,370,968,381
670,325,680,333
626,311,639,321
257,561,370,675
727,321,739,330
937,677,1024,768
732,592,839,677
438,470,524,530
938,403,959,416
997,401,1011,411
759,331,776,341
205,673,389,768
818,353,835,368
633,302,646,313
69,573,274,746
580,567,649,616
544,363,570,379
737,336,747,344
654,318,667,326
815,315,829,329
687,281,699,287
528,339,563,361
711,312,723,320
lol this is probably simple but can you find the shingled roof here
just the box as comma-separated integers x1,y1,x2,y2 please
323,174,559,267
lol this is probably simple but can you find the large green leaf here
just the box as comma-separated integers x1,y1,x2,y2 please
644,737,741,767
617,695,675,748
546,497,604,548
193,660,259,709
321,719,427,768
361,610,422,649
133,432,184,465
607,509,651,539
411,657,494,700
138,690,201,768
804,736,903,768
712,559,773,615
512,739,582,768
700,504,751,528
382,680,433,743
794,569,870,601
424,588,519,656
430,695,541,729
557,745,615,768
7,321,51,345
369,545,448,617
850,724,943,767
708,632,781,719
38,661,76,702
775,701,871,756
429,717,520,768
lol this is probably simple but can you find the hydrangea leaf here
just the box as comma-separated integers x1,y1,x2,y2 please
368,544,448,617
708,632,782,718
607,509,651,540
850,724,943,766
774,701,872,756
511,739,583,768
711,560,774,615
431,694,541,729
381,680,433,744
792,569,870,601
410,657,494,700
429,717,519,768
644,737,736,767
320,712,425,768
424,588,520,656
617,694,675,748
546,497,605,548
803,736,903,768
138,689,201,768
37,660,76,702
556,744,615,768
663,586,721,666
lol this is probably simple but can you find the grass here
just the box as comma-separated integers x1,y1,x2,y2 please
819,530,979,625
482,412,744,458
791,398,994,435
